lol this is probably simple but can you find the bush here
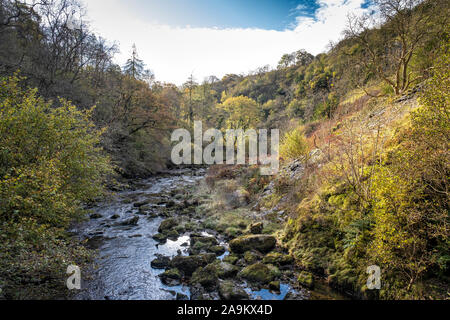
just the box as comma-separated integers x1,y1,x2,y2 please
280,127,310,161
0,76,112,299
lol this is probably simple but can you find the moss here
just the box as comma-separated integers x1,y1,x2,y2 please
213,262,239,279
244,251,261,264
158,218,178,233
209,246,226,256
298,271,314,289
223,254,239,265
239,263,275,284
229,235,277,254
219,281,249,300
191,264,218,290
262,252,294,266
269,281,281,292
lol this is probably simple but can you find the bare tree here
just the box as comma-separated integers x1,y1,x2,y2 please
345,0,446,96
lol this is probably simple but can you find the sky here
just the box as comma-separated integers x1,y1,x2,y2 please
85,0,374,85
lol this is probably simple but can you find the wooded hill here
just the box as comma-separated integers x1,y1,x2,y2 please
0,0,448,299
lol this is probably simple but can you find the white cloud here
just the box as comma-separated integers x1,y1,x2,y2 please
85,0,372,85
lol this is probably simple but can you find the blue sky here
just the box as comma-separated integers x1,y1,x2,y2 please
86,0,375,85
121,0,321,30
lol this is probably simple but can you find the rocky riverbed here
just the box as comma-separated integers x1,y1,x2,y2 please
72,167,329,301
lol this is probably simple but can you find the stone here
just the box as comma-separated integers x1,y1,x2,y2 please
298,271,314,289
158,218,178,233
229,235,277,254
269,281,281,292
248,222,264,234
218,281,249,300
239,263,274,284
171,255,209,277
120,216,139,226
151,255,171,269
191,264,218,291
215,262,239,279
159,269,182,286
262,252,294,266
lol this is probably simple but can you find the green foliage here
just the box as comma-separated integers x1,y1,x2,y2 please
280,127,310,160
0,76,111,298
219,96,261,130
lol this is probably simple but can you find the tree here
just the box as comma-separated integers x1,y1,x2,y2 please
295,50,314,66
220,96,260,130
123,44,145,79
278,53,295,69
345,0,446,95
183,74,198,124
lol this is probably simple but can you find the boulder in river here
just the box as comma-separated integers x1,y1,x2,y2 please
133,200,152,208
171,255,209,277
159,269,182,286
229,235,277,254
239,263,275,284
191,264,218,291
158,218,178,233
151,255,171,269
90,213,103,219
218,281,249,300
214,262,239,279
120,216,139,226
269,281,281,292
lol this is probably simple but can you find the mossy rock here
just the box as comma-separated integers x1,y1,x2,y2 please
198,253,217,265
262,252,294,266
247,222,264,235
269,281,281,292
191,264,218,291
171,255,210,276
158,218,178,233
190,236,219,247
152,233,168,243
239,263,274,284
266,264,281,278
244,251,261,264
214,262,239,279
166,229,179,240
159,269,181,286
225,227,243,238
219,281,249,300
151,255,171,269
223,254,239,265
298,271,314,289
134,200,152,207
229,235,277,254
209,246,226,256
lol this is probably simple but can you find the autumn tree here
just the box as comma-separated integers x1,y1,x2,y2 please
220,96,261,130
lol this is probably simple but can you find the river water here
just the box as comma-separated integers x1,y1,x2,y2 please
73,168,203,300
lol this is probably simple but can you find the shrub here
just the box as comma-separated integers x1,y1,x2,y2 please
0,76,112,298
280,127,310,161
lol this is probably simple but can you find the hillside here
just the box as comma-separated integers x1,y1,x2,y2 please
0,0,448,300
